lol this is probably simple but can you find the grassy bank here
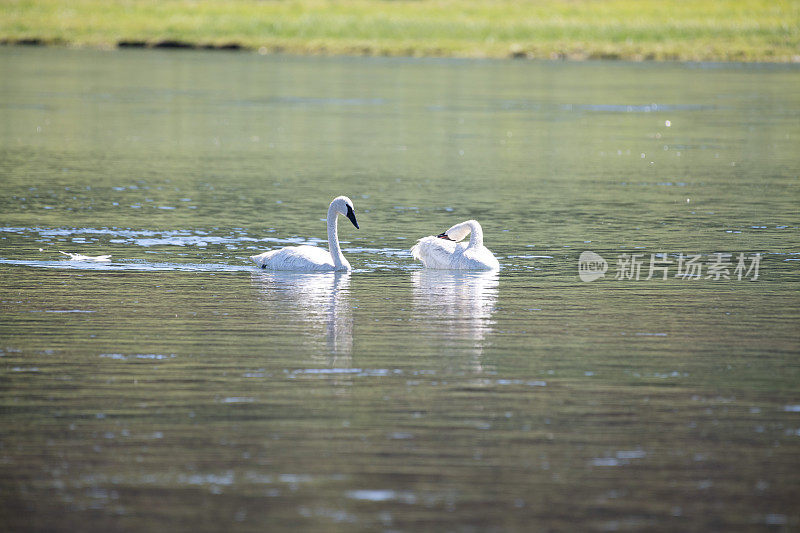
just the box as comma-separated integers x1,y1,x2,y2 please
1,0,799,62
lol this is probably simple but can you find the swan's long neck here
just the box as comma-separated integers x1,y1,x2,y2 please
327,204,346,268
465,220,483,248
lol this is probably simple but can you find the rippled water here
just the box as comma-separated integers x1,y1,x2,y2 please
1,47,799,531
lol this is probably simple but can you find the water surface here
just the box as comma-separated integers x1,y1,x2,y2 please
1,48,799,531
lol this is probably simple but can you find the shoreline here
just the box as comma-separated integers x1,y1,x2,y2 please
3,0,798,64
3,39,799,64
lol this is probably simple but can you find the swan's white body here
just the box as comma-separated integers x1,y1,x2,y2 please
250,196,359,271
410,220,499,270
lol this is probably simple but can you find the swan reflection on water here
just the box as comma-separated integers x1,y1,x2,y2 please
250,270,353,360
411,269,499,371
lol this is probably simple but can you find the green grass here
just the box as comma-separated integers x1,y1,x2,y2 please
1,0,799,61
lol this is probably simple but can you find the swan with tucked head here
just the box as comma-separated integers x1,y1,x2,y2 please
410,219,499,270
250,196,359,271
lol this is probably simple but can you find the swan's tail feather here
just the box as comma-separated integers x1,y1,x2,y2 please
250,249,280,268
410,236,460,269
410,241,423,261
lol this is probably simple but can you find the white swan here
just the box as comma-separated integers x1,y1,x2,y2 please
410,219,499,270
250,196,359,271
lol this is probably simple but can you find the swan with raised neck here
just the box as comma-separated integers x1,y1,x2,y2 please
250,196,359,271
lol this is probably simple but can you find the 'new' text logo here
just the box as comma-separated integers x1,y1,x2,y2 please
579,251,608,282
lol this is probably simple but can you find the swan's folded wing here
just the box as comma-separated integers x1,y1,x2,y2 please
410,236,460,269
251,245,334,270
463,246,500,270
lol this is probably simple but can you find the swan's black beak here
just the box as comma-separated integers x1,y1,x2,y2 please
437,232,454,241
346,205,359,229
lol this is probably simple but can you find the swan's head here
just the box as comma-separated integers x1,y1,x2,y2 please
331,196,359,229
437,220,479,242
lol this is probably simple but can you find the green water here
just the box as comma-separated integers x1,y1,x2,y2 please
1,47,799,531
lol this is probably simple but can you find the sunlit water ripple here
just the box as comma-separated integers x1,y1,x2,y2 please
0,225,549,273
